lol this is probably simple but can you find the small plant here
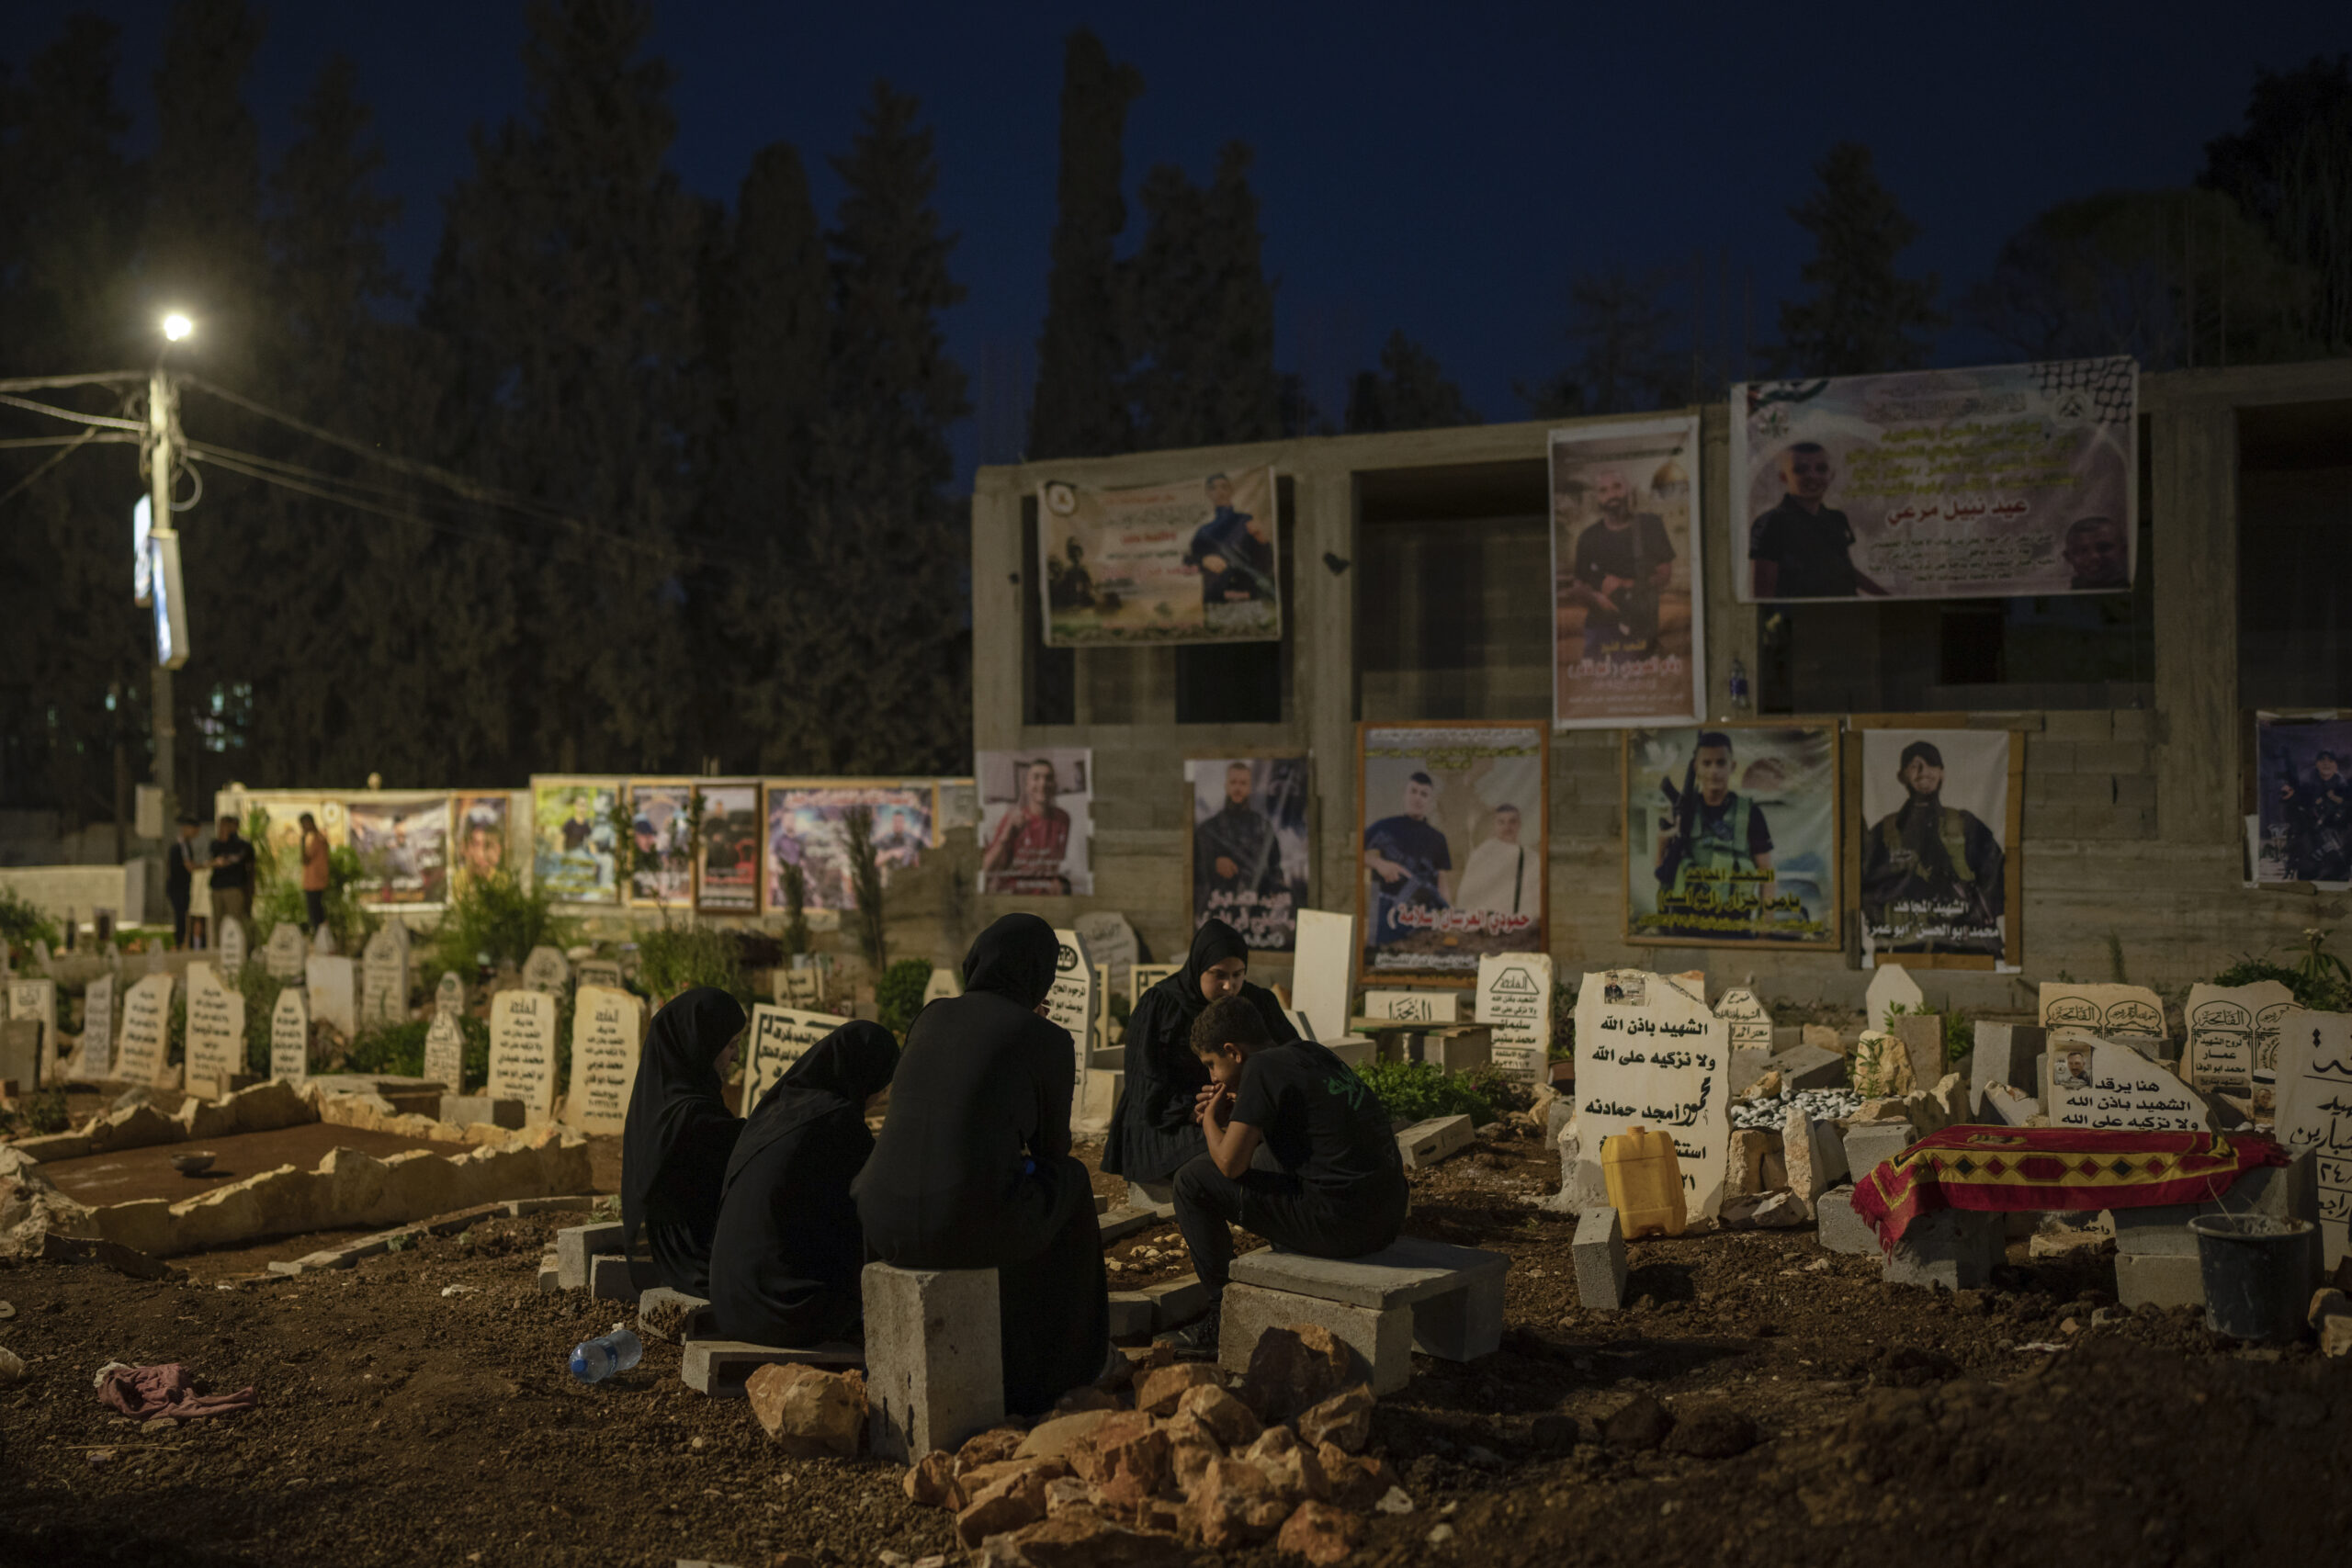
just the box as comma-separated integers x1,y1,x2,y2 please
636,919,747,1006
346,1013,492,1084
779,861,811,959
428,871,579,978
2211,928,2352,1012
253,837,376,956
0,888,61,956
22,1087,70,1135
1456,1066,1532,1117
1549,979,1575,1062
875,957,933,1037
844,804,888,974
1357,1060,1496,1127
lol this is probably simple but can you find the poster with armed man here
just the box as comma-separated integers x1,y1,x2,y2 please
1732,356,2136,602
1037,466,1281,646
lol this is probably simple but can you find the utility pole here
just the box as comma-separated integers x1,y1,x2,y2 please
145,360,179,831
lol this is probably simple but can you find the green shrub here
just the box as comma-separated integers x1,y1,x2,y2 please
247,809,375,956
234,965,288,1076
1456,1066,1532,1117
428,871,578,978
346,1014,492,1085
875,957,933,1036
1357,1059,1495,1127
0,888,61,956
2212,929,2352,1013
636,919,747,1006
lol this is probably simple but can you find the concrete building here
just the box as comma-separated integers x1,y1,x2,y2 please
969,360,2352,1008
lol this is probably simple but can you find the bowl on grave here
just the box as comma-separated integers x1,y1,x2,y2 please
170,1152,218,1177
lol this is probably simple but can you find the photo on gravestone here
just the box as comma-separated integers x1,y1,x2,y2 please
625,780,697,906
1037,464,1281,647
346,795,450,907
530,776,622,905
695,782,763,914
1623,722,1838,948
2274,1010,2352,1269
2252,711,2352,886
1731,356,2137,604
976,750,1093,897
2184,980,2295,1096
1357,723,1547,982
1573,967,1731,1218
1046,929,1098,1081
1856,727,2021,967
2047,1042,2208,1132
448,792,513,899
487,989,559,1115
743,1002,848,1108
1476,952,1555,1084
566,987,645,1134
763,781,936,911
423,1009,465,1093
270,987,310,1084
1183,756,1310,952
1549,416,1705,728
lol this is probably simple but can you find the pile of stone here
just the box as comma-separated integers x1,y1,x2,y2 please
1727,1085,1860,1132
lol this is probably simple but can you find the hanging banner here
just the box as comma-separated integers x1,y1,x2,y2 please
1733,356,2137,602
695,782,762,914
1356,722,1547,982
977,750,1093,897
626,781,697,907
1550,417,1704,728
2254,711,2352,887
1855,728,2022,968
1623,723,1839,949
763,781,936,912
1038,466,1280,646
1184,756,1311,952
450,793,515,898
530,776,622,905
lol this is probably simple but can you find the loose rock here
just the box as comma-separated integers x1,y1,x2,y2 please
1661,1401,1758,1459
1275,1499,1363,1565
1296,1383,1374,1452
744,1363,865,1459
1600,1393,1674,1450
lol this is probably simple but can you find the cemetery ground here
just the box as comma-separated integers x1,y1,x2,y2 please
4,1123,2348,1567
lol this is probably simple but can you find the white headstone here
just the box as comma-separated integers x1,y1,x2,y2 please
311,923,337,955
487,988,559,1117
1292,909,1357,1047
1363,989,1458,1024
1573,967,1733,1220
2274,1010,2352,1271
70,974,117,1081
423,1009,466,1093
216,916,248,976
777,964,825,1009
522,945,571,995
1713,987,1774,1051
1865,964,1924,1033
306,954,357,1039
575,958,624,992
435,970,465,1019
183,962,246,1099
362,924,412,1027
263,923,308,982
744,1003,851,1108
8,979,58,1083
2184,980,2295,1096
2039,982,2168,1045
565,985,646,1134
922,966,961,1005
1072,911,1140,1002
2046,1040,2209,1133
1476,952,1555,1084
31,938,52,973
270,987,311,1085
1046,930,1097,1085
1129,964,1178,1009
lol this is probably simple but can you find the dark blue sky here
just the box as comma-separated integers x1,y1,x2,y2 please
39,2,2352,478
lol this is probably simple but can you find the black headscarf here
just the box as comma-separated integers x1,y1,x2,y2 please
724,1020,900,1190
621,987,748,1292
963,912,1061,1010
1172,919,1250,1021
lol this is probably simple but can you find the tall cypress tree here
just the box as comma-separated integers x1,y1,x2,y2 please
1770,141,1945,377
707,141,828,541
1343,330,1480,433
1028,28,1143,460
1120,142,1280,449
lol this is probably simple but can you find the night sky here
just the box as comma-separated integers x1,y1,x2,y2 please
37,3,2352,478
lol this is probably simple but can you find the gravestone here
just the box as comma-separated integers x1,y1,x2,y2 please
575,958,624,992
1072,911,1140,1002
270,987,311,1085
2275,1010,2352,1271
115,974,172,1085
1292,909,1357,1046
1128,963,1178,1009
216,916,248,976
744,1003,852,1107
566,986,646,1134
1476,953,1555,1085
305,954,358,1040
1573,968,1732,1220
31,939,51,974
2046,1041,2209,1133
264,923,309,983
8,978,58,1083
487,987,560,1118
922,967,961,1006
423,1009,466,1093
522,945,571,995
1713,987,1773,1052
362,924,412,1028
778,964,825,1009
0,1019,37,1089
2184,980,2295,1096
1363,989,1458,1024
70,974,117,1081
311,923,337,956
2039,982,2168,1047
1045,930,1097,1084
183,962,247,1099
435,970,466,1019
1865,964,1923,1033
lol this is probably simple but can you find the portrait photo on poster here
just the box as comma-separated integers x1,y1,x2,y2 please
626,781,696,907
1038,465,1281,647
2253,712,2352,888
764,782,937,911
1549,416,1704,728
1733,357,2137,604
1623,724,1839,949
448,793,513,897
530,776,621,905
346,795,450,907
1357,723,1547,982
977,749,1093,897
1184,756,1311,952
1855,729,2018,964
695,782,762,913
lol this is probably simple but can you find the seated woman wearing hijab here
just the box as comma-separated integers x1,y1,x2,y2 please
708,1021,899,1348
621,987,749,1297
854,914,1112,1416
1102,918,1297,1190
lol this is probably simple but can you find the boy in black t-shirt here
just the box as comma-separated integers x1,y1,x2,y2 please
1157,996,1410,1355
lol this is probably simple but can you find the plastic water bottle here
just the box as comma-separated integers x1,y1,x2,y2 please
569,1327,642,1383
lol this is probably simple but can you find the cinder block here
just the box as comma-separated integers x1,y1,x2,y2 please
1768,1043,1847,1091
2042,710,2113,743
862,1262,1004,1462
681,1338,861,1398
2113,1204,2200,1257
1125,1179,1177,1219
1971,1023,2045,1119
1883,1209,2002,1290
1098,1206,1159,1245
1107,1292,1154,1337
1409,1270,1503,1361
557,1220,624,1291
1216,1282,1413,1395
2115,1250,2204,1310
637,1285,715,1342
537,1255,559,1293
1324,1037,1375,1071
1892,1016,1947,1097
1842,1122,1915,1183
2025,737,2077,774
503,1193,594,1217
441,1095,525,1129
1572,1206,1626,1311
2075,740,2148,775
1816,1187,1880,1256
1396,1113,1475,1168
2109,708,2153,742
1227,1236,1505,1363
1142,1275,1211,1328
1418,1026,1492,1077
589,1253,635,1303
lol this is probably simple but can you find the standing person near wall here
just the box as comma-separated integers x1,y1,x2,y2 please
165,818,202,946
207,816,255,931
298,813,332,936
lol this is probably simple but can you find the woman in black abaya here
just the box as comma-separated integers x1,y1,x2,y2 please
620,987,748,1296
853,914,1111,1415
1102,919,1297,1186
707,1020,899,1348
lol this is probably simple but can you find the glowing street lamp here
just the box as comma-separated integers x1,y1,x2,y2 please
161,312,193,343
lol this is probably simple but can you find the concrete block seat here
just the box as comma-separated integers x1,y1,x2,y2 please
1218,1236,1510,1394
681,1338,862,1398
862,1262,1004,1461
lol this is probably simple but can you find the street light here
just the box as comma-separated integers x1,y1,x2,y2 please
161,312,193,343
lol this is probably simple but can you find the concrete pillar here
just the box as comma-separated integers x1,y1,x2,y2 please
1293,465,1356,914
971,478,1025,752
2149,402,2237,846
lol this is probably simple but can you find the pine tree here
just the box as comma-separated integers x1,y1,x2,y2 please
1028,28,1143,460
1343,330,1479,432
707,141,828,543
1770,142,1944,378
1121,143,1281,449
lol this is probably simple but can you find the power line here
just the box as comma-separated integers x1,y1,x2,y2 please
0,391,145,433
0,371,145,394
0,425,109,509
